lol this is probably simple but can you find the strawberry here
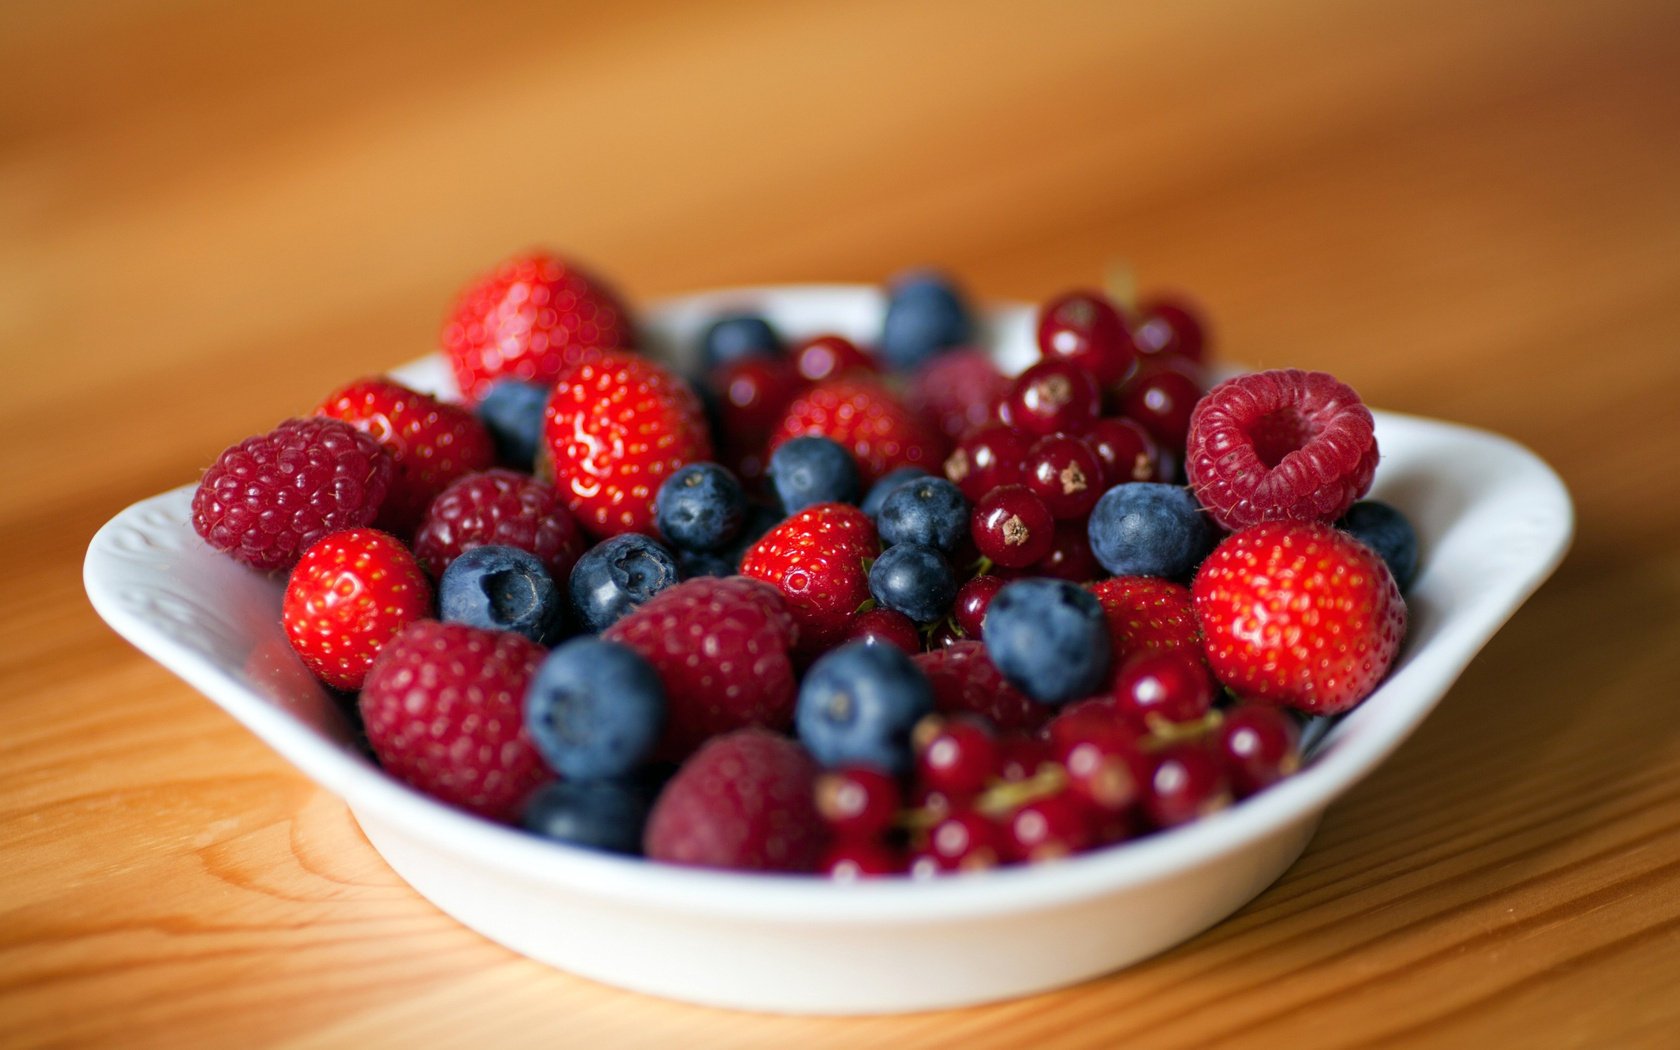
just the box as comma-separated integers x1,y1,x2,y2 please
643,729,826,872
1087,576,1205,664
282,528,432,691
913,640,1049,734
740,503,879,654
1192,521,1406,714
314,377,495,536
411,468,585,582
358,620,550,822
604,577,800,758
440,250,635,403
769,376,944,485
543,350,713,538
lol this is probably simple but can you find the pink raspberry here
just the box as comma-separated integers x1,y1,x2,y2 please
906,348,1012,443
411,469,585,582
191,417,393,572
644,729,826,872
604,576,800,759
1185,369,1378,531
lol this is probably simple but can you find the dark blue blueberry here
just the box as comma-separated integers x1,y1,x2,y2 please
677,548,738,580
476,380,549,471
796,642,934,774
768,435,861,514
568,534,680,633
700,313,781,370
655,462,746,553
526,638,666,780
860,466,931,520
1337,499,1420,592
1087,483,1216,579
868,543,957,625
521,778,651,855
439,544,567,645
879,270,974,372
878,476,969,551
981,578,1112,705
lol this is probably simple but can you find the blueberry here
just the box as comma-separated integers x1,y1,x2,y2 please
768,435,862,514
700,313,781,370
568,534,680,632
1337,499,1420,592
868,543,957,624
879,270,974,372
860,466,931,520
526,638,666,780
796,642,934,774
1087,483,1216,579
521,778,651,855
476,380,549,471
982,578,1112,704
439,544,567,645
878,476,968,551
676,548,737,580
655,462,746,553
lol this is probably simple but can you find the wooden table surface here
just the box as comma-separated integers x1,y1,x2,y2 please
6,0,1680,1046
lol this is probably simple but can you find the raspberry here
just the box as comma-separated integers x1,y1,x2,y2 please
912,640,1049,734
1185,369,1378,531
543,351,713,538
441,250,635,403
411,469,585,582
282,529,432,691
906,348,1011,443
192,417,393,572
771,377,944,485
358,620,550,822
740,503,880,654
604,577,800,758
643,729,826,872
314,377,496,535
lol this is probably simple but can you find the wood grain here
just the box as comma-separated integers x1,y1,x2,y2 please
5,0,1680,1046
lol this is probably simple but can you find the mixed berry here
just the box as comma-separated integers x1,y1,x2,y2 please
192,249,1419,879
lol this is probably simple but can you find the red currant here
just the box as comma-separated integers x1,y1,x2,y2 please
993,733,1055,784
1024,433,1105,520
1004,360,1103,437
820,839,903,879
926,620,966,650
791,334,877,383
1215,705,1301,797
1048,702,1149,813
913,714,999,797
909,808,1002,875
1142,744,1230,828
814,766,902,839
847,607,923,654
1112,649,1215,726
1117,359,1203,453
1034,520,1101,583
1035,290,1137,387
971,484,1055,568
710,357,805,439
1132,295,1208,364
953,574,1005,636
1085,417,1161,487
945,422,1031,502
1001,790,1095,863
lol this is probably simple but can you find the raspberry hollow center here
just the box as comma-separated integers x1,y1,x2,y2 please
1248,407,1317,469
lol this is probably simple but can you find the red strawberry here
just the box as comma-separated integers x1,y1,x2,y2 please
282,528,433,691
1192,521,1406,714
358,620,550,822
1087,576,1205,664
411,468,585,582
913,640,1049,734
543,350,713,538
906,348,1011,443
644,729,825,872
441,250,635,403
770,377,944,484
604,577,800,758
192,417,393,572
740,503,879,654
314,377,495,535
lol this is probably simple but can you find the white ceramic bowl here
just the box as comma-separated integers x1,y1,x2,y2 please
84,286,1573,1014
